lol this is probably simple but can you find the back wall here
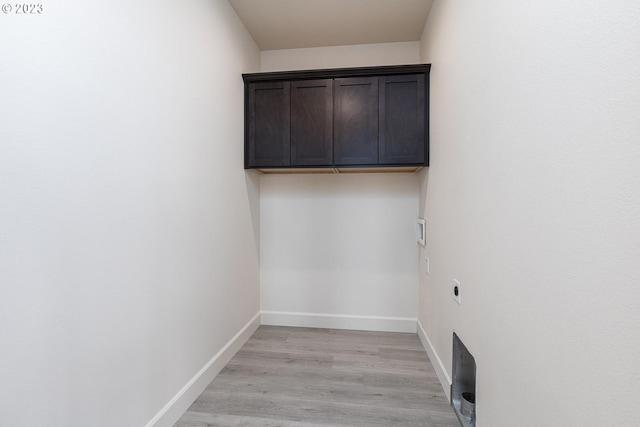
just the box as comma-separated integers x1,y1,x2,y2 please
259,42,422,331
261,174,419,331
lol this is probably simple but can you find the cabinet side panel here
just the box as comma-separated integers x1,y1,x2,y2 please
379,74,425,165
291,79,333,166
333,77,379,166
248,82,290,167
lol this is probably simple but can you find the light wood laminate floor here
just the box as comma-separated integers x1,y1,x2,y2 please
175,326,460,427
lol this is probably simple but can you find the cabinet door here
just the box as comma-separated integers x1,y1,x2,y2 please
333,77,378,166
247,81,290,167
291,79,333,166
379,74,426,165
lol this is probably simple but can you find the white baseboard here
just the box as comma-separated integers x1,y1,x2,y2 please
261,311,417,333
417,320,452,401
146,312,261,427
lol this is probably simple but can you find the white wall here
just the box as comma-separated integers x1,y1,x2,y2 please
419,1,640,426
0,1,260,426
259,43,422,332
261,174,418,331
261,41,420,72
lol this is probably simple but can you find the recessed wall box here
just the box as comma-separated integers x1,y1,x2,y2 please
417,218,426,246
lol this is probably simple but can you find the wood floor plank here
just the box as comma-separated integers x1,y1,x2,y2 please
174,326,460,427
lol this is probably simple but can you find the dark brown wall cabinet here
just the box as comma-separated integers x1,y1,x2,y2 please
243,64,430,171
291,79,333,166
247,81,290,167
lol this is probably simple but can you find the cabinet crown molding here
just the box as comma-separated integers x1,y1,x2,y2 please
243,64,431,83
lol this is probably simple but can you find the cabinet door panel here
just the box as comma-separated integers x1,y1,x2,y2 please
379,74,426,165
248,81,290,167
291,79,333,166
333,77,378,166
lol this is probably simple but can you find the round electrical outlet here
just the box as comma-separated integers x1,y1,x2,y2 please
453,279,461,304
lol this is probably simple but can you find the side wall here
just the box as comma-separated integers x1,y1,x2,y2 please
0,1,260,426
259,43,421,332
419,1,640,426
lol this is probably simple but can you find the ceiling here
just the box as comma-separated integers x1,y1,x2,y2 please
228,0,433,51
